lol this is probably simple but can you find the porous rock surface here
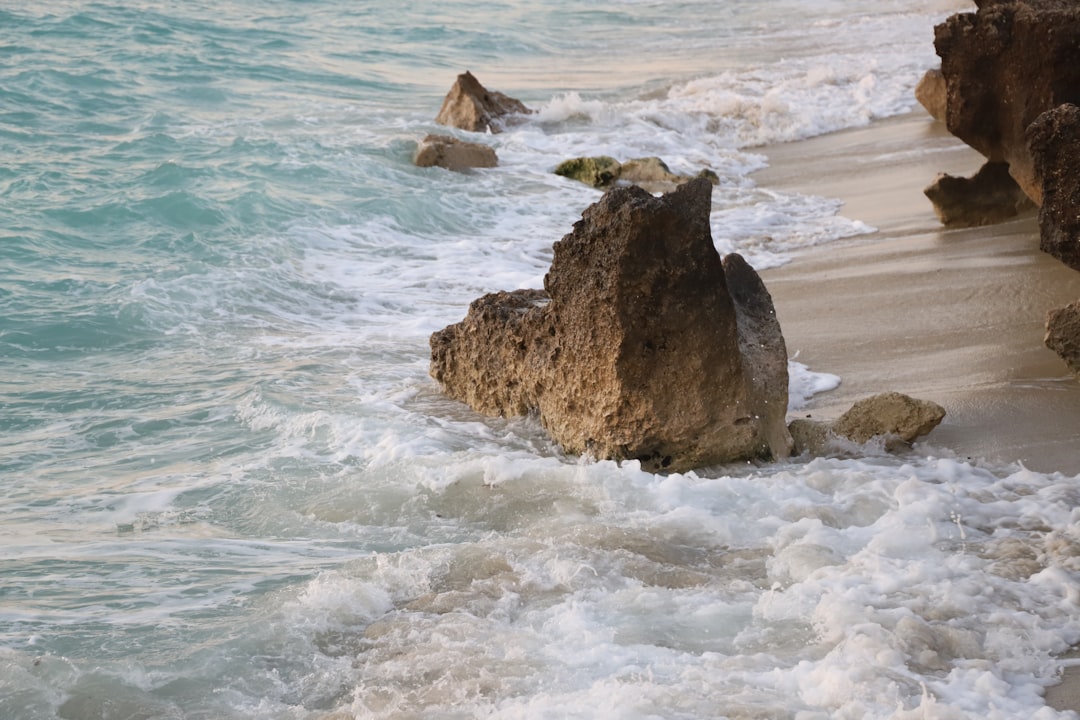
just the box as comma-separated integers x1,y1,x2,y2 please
915,68,947,123
434,71,531,134
923,161,1034,228
934,0,1080,205
430,178,792,473
414,134,498,171
1027,103,1080,271
1045,300,1080,377
788,393,947,456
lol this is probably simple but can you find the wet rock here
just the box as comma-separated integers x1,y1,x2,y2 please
434,71,531,134
831,392,946,445
430,178,792,473
414,134,498,171
788,418,829,456
1027,103,1080,271
915,68,947,123
555,155,720,192
554,156,622,188
934,0,1080,205
923,161,1034,227
1045,299,1080,377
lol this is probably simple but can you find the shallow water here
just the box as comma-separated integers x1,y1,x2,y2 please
5,1,1080,718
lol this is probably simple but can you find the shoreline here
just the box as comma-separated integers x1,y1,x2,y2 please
754,111,1080,476
753,110,1080,714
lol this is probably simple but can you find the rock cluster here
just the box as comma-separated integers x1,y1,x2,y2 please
932,1,1080,379
430,178,793,473
555,155,719,193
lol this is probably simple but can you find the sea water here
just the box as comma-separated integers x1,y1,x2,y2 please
4,1,1080,718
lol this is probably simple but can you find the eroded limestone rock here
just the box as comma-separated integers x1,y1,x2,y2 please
555,155,720,193
1027,103,1080,271
923,161,1034,228
414,134,498,171
434,71,531,134
831,392,946,445
934,0,1080,205
430,178,792,472
915,68,947,123
553,156,621,188
1045,300,1080,377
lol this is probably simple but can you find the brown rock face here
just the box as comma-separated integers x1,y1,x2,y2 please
434,71,531,134
934,1,1080,205
430,178,792,473
1027,104,1080,271
831,392,946,445
923,161,1034,228
915,68,947,123
1045,300,1080,376
414,134,498,171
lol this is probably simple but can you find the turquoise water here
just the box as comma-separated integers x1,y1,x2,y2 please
8,2,1080,718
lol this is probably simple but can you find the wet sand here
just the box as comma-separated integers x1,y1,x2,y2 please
754,111,1080,714
756,111,1080,476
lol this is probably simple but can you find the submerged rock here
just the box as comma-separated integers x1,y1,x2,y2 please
934,0,1080,205
923,161,1034,228
414,134,498,171
1045,300,1080,377
430,178,793,473
553,156,621,188
1027,104,1080,271
434,71,531,134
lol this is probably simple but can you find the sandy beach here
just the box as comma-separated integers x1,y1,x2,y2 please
757,111,1080,475
755,110,1080,712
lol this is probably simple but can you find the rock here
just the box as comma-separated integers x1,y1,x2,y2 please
430,178,792,473
553,156,622,188
555,155,720,193
934,0,1080,205
923,160,1034,227
788,418,829,456
915,68,947,123
831,392,946,445
434,71,531,134
1027,103,1080,271
1045,299,1080,376
414,134,498,171
723,252,793,459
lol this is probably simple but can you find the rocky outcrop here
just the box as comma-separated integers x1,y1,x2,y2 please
555,155,720,193
923,161,1034,227
434,71,531,134
1027,103,1080,271
934,0,1080,205
430,178,792,473
788,393,946,455
915,68,947,123
414,134,498,171
1045,300,1080,376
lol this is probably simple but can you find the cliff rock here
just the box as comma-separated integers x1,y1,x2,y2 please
1027,103,1080,271
934,0,1080,205
434,71,531,134
430,178,792,472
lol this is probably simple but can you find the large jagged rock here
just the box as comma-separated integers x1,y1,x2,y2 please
934,0,1080,205
414,134,497,171
915,68,947,123
923,161,1034,227
787,393,947,455
430,178,792,472
434,71,531,134
1027,104,1080,271
1045,300,1080,377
